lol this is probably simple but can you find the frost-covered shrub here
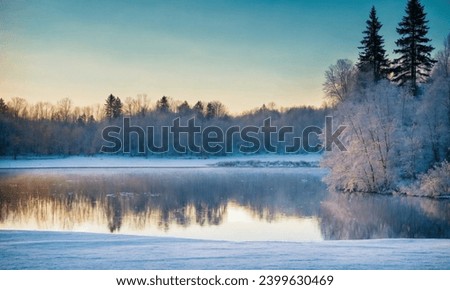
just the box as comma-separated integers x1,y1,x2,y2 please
402,161,450,197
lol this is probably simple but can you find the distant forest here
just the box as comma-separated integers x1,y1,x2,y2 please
0,95,328,157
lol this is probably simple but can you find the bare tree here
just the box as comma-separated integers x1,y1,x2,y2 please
57,97,73,122
206,101,228,119
124,94,151,116
7,97,28,118
30,102,53,120
323,59,356,105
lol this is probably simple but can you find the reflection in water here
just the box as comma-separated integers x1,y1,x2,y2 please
319,192,450,239
0,169,326,241
0,168,449,241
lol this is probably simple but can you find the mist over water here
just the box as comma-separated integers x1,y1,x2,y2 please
0,168,448,241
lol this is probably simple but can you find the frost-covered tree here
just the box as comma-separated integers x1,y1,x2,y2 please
419,34,450,163
392,0,435,96
323,59,356,105
433,34,450,78
322,81,400,192
357,6,390,82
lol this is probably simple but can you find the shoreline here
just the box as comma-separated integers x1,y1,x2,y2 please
0,154,322,169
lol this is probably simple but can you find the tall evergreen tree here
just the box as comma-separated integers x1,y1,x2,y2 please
193,101,204,118
0,98,8,115
177,101,191,115
113,97,123,118
357,6,389,82
392,0,435,96
156,96,170,113
104,94,122,120
205,102,215,120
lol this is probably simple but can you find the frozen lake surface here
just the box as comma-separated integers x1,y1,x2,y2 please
1,230,449,270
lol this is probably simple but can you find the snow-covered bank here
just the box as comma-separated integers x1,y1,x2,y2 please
213,160,319,168
1,230,449,270
0,154,322,169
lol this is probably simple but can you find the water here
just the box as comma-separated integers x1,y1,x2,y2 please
0,168,448,241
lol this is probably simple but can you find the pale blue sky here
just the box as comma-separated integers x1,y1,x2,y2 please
1,0,449,112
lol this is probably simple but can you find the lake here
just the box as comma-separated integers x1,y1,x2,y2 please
0,168,449,241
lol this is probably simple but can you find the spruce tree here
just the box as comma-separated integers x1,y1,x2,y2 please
392,0,435,96
357,6,389,82
105,94,118,120
0,98,8,115
113,97,123,118
206,102,215,120
193,101,204,118
156,96,170,113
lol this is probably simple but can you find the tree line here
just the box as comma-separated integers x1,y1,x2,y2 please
322,0,449,196
0,93,327,157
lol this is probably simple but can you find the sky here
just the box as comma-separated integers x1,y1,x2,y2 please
0,0,449,113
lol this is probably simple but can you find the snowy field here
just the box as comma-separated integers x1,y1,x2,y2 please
0,154,322,169
1,230,449,270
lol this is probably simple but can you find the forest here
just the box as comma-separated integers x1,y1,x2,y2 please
321,1,449,197
0,95,327,157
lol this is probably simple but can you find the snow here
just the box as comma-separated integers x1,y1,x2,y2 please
0,230,448,270
212,160,319,168
0,154,323,169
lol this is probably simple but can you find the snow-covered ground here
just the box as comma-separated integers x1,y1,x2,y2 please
0,154,322,169
0,230,449,270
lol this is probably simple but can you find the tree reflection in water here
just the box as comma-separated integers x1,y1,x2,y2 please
0,169,448,240
319,192,450,239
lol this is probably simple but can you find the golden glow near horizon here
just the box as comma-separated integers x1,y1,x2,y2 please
1,43,325,114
